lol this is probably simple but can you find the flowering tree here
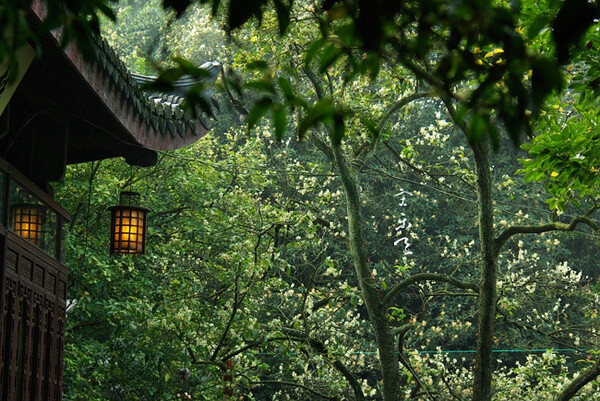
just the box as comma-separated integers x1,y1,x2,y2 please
97,2,600,400
6,0,600,400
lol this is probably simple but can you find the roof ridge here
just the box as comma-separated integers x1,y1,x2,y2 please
89,33,219,139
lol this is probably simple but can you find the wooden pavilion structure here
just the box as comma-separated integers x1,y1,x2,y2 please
0,2,216,400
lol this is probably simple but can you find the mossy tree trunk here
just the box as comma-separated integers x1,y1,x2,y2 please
471,138,497,401
331,142,402,401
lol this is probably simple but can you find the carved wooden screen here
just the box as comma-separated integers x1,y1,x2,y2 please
0,159,70,401
1,231,67,401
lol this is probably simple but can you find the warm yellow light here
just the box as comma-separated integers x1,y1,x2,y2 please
11,204,45,246
109,193,149,255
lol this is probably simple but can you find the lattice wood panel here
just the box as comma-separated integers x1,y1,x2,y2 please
1,232,67,401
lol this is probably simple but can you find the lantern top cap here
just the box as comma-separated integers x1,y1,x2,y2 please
108,191,151,212
11,202,45,209
119,191,141,206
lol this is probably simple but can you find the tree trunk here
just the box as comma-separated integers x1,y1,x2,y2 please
471,138,497,401
331,143,401,401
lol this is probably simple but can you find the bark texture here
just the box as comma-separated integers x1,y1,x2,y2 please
471,139,497,401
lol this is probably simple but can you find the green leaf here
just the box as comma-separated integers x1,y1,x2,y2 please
318,43,342,73
298,98,335,140
96,2,117,21
247,97,273,131
360,52,380,80
246,60,270,71
389,306,406,321
304,39,325,68
331,111,345,145
527,14,550,40
531,58,564,114
277,77,295,101
228,0,266,31
271,104,288,140
361,117,378,138
184,89,216,118
488,122,500,152
453,104,469,126
244,80,276,94
160,67,185,82
467,113,487,144
552,0,600,63
273,0,292,36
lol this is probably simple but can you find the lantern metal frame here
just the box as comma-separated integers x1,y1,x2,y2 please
109,191,150,255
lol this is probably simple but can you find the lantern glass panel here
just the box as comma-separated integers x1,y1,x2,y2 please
12,204,45,246
8,178,59,256
110,206,147,254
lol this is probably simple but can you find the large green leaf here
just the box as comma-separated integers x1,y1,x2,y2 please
247,97,273,130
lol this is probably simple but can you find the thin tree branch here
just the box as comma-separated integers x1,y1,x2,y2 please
299,66,336,161
173,330,227,371
354,159,478,205
376,92,431,133
397,324,437,401
398,56,445,89
302,66,326,100
282,327,366,401
220,336,291,361
397,56,467,131
151,207,190,217
384,273,478,307
250,380,339,400
555,359,600,401
355,91,431,161
382,143,476,191
310,131,334,161
441,371,467,401
210,275,240,361
422,291,480,298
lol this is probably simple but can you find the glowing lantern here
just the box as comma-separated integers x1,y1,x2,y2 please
109,192,149,255
11,203,45,246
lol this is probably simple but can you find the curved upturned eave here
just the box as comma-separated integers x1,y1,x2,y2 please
62,43,209,150
30,0,209,151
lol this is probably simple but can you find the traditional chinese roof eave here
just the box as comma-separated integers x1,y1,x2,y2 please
29,0,212,155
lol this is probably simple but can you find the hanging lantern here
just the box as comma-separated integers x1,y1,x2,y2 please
11,203,45,246
109,191,150,255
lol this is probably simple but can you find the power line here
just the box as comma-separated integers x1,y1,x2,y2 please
414,348,588,354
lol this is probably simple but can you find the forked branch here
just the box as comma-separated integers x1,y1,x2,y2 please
495,207,599,253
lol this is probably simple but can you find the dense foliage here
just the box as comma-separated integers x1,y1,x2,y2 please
4,0,599,400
